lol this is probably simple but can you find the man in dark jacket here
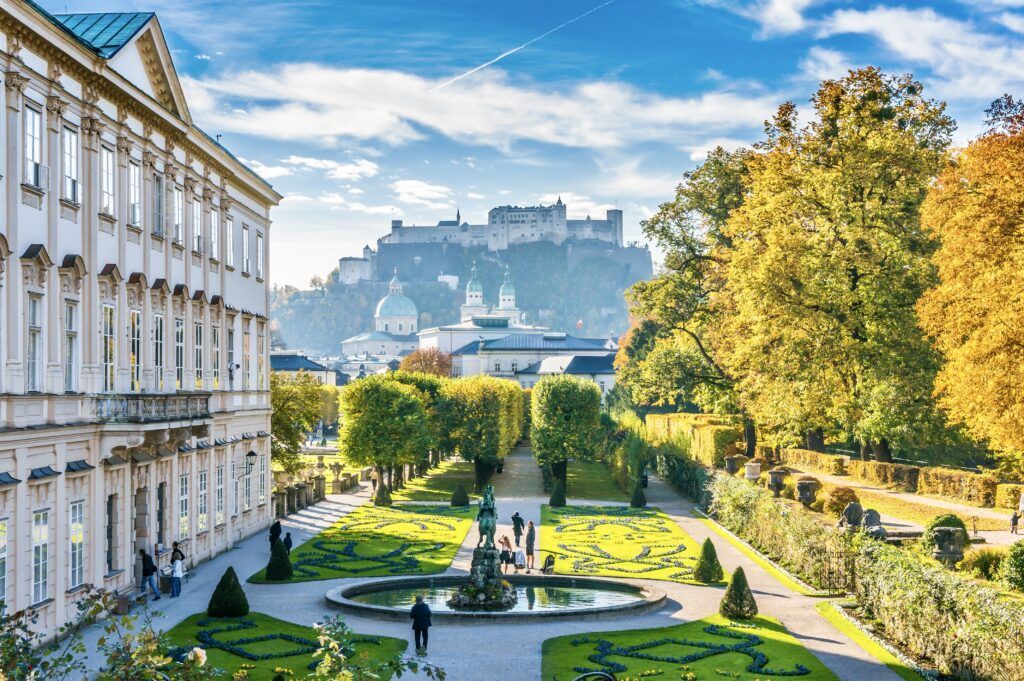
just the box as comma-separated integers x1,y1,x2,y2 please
139,549,161,601
409,595,432,654
171,541,185,563
283,532,293,554
511,511,525,546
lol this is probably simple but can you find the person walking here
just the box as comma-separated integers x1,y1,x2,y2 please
170,554,184,598
499,535,513,575
1012,511,1020,535
525,520,536,573
511,511,525,547
283,532,293,554
139,549,161,601
410,594,432,654
370,469,379,492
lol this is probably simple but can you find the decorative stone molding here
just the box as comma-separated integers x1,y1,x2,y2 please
58,254,87,296
183,175,199,194
45,95,67,117
20,244,53,290
81,82,101,106
116,136,133,154
82,116,105,137
4,71,28,96
98,263,123,303
142,150,158,168
47,61,62,83
7,35,23,60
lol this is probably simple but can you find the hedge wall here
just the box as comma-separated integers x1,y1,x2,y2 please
780,448,846,475
845,460,920,493
917,467,999,507
655,441,711,507
996,483,1024,511
645,413,742,468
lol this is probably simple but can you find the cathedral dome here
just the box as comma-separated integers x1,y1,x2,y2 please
499,266,515,297
375,292,417,318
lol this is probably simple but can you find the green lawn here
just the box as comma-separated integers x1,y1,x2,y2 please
566,460,629,502
391,459,479,502
248,504,474,583
163,612,406,680
542,614,839,681
542,505,717,584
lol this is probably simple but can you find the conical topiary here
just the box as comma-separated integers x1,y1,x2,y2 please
272,675,287,681
265,538,294,582
450,482,469,507
207,566,249,617
693,538,724,583
549,478,566,507
719,566,757,620
373,482,393,506
631,481,647,508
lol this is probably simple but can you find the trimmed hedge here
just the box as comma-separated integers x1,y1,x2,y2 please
917,467,999,507
823,486,859,517
720,566,757,620
780,448,845,475
207,567,249,616
655,441,712,507
845,460,920,493
646,413,742,468
1002,540,1024,592
996,483,1024,511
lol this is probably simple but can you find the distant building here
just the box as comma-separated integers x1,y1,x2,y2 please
336,255,372,284
270,351,338,385
451,332,612,381
516,354,617,398
340,271,418,360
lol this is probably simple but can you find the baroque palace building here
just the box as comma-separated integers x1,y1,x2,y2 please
0,3,281,637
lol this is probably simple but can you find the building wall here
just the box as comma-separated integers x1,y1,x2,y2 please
0,5,280,638
336,257,370,285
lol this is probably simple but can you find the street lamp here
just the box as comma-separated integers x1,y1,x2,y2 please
236,450,258,479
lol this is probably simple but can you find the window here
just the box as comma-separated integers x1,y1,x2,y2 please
174,319,184,389
102,304,115,392
154,314,165,391
27,295,42,392
493,361,501,373
129,310,142,392
210,206,220,260
256,232,264,278
63,127,79,202
0,519,7,615
243,464,252,512
156,483,166,547
212,326,221,389
232,462,239,517
227,328,235,387
192,197,203,252
197,469,208,533
258,453,266,505
178,472,189,537
257,329,266,390
69,501,84,590
64,301,77,392
194,321,204,388
32,510,48,604
105,494,117,573
511,360,518,373
100,147,115,214
215,464,225,526
128,163,141,225
24,107,42,187
241,224,250,273
173,186,184,244
152,174,164,236
226,216,235,267
242,329,251,390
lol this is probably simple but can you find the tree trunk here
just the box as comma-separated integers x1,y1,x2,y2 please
872,439,893,463
805,428,825,452
743,419,757,458
859,441,870,461
387,466,394,491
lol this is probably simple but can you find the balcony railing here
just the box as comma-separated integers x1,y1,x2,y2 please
93,392,211,423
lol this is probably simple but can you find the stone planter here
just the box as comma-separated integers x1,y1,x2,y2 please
724,454,746,476
767,467,788,498
744,462,761,482
932,526,966,568
796,478,818,506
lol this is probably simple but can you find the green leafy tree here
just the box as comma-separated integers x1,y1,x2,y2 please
549,478,566,507
531,375,601,486
271,371,324,473
1001,540,1024,592
309,615,446,680
450,483,470,507
319,384,341,430
439,376,520,490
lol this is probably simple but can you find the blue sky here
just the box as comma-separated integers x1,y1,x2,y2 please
43,0,1024,286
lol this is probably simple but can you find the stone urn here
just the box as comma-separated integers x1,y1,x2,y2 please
330,463,343,494
932,526,966,568
795,478,818,506
744,462,761,482
767,467,788,498
724,454,746,476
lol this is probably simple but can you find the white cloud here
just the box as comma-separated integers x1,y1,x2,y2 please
348,187,365,195
318,192,400,215
798,46,854,82
238,157,293,179
466,192,485,200
281,193,313,203
389,179,454,209
195,53,212,61
700,0,822,36
182,65,778,153
997,12,1024,33
537,192,614,217
282,155,379,181
685,137,750,161
592,157,681,198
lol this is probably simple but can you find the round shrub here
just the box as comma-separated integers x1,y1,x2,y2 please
265,538,294,582
720,566,757,620
450,482,470,507
630,481,647,508
920,513,967,553
823,487,859,516
549,478,566,508
207,566,249,617
693,538,724,583
1001,540,1024,592
961,547,1006,581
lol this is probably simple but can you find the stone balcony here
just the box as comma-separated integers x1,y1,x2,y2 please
93,392,212,423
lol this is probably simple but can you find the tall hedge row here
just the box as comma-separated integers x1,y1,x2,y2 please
531,375,601,484
996,483,1024,511
918,467,999,507
645,413,742,468
845,460,920,492
780,448,846,475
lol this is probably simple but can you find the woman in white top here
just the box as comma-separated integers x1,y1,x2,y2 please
170,557,184,598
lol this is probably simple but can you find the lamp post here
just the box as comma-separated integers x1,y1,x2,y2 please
236,450,258,479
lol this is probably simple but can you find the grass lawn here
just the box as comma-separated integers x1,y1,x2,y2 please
163,612,406,680
566,460,628,502
541,505,718,584
391,459,478,502
818,482,1008,531
814,602,926,681
248,504,474,583
542,614,839,681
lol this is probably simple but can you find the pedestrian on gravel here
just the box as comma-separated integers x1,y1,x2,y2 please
170,555,184,598
1012,511,1020,535
139,549,161,601
512,511,525,546
283,532,293,554
525,520,536,572
499,535,513,574
410,594,432,654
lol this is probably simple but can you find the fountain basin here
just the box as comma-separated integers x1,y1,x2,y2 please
326,575,666,622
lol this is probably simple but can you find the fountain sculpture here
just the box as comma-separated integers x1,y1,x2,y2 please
447,485,517,610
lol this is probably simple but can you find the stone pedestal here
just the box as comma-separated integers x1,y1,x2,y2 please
286,486,298,514
447,546,516,610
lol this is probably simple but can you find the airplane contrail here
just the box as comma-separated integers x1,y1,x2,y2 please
428,0,619,92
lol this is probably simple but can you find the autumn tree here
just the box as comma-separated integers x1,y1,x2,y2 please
439,376,521,490
531,375,601,488
318,384,340,431
389,370,448,470
399,348,452,377
918,95,1024,476
713,68,955,457
270,371,323,473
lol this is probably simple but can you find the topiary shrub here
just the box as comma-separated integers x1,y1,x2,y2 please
693,538,724,583
961,546,1007,581
272,675,287,681
549,478,566,507
207,566,249,617
823,487,859,516
719,566,757,619
450,482,469,507
920,512,967,553
1001,540,1024,592
630,481,647,508
265,538,294,582
373,482,393,506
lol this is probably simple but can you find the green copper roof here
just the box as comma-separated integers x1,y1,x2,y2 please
466,263,483,294
53,12,154,58
500,266,515,297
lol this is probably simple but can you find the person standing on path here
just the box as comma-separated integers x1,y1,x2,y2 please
1012,511,1020,535
138,549,161,601
170,555,184,598
525,520,536,572
512,511,525,546
171,541,185,563
283,532,293,554
410,594,432,654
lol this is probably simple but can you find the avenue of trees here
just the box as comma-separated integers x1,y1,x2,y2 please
531,375,602,485
617,68,1024,476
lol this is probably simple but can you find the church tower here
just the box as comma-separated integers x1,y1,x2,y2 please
460,262,489,321
497,265,524,324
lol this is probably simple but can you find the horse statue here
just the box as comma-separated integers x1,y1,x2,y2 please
477,484,497,549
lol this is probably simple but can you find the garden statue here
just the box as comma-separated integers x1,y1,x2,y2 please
862,508,887,540
449,483,516,610
837,501,863,531
932,526,966,568
477,485,497,549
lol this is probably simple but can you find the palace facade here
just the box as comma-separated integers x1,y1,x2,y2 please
0,4,281,637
